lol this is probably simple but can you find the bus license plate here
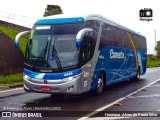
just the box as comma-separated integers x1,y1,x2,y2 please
40,86,51,91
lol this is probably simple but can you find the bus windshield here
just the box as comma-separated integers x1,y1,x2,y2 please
26,23,84,70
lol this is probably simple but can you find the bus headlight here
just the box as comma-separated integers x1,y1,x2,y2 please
65,76,73,82
23,74,31,81
64,74,81,82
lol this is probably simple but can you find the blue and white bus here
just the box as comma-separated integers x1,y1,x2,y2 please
15,14,147,95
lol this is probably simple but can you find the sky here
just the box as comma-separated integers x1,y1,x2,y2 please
0,0,160,54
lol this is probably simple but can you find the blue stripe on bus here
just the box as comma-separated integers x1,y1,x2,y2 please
23,68,82,80
35,17,84,24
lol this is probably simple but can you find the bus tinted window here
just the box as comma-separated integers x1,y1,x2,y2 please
117,28,124,47
99,23,117,49
132,34,146,50
52,23,84,35
86,20,100,33
124,32,132,49
86,20,99,57
98,22,146,50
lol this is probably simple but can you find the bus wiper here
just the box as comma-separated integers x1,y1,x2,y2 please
51,46,62,71
32,42,48,69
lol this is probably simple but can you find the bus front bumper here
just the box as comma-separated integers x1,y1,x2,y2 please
23,74,81,95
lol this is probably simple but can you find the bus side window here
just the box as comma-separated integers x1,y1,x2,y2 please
134,35,145,50
117,29,125,47
124,32,132,48
99,23,118,49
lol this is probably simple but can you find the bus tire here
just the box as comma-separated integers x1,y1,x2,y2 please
135,66,140,81
95,72,105,95
24,87,30,92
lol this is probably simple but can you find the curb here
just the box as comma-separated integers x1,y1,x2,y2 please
9,84,23,89
0,84,23,91
147,66,160,68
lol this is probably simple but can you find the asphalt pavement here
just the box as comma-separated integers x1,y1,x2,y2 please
0,67,160,120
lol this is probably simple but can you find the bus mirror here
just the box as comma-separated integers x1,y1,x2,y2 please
15,31,30,48
76,28,93,47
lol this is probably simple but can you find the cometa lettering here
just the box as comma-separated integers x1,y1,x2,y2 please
110,49,124,59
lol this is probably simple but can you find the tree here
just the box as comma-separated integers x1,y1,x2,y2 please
155,40,160,57
43,5,63,17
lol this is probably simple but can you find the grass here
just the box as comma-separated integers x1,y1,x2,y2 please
147,57,160,67
0,24,29,86
0,73,23,86
0,24,29,55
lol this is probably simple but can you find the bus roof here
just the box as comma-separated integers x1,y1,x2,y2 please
85,14,145,38
35,14,85,24
35,14,145,38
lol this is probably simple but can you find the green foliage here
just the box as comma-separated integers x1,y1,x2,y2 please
0,24,28,85
0,24,28,55
147,56,160,67
155,41,160,56
44,4,63,17
0,73,23,84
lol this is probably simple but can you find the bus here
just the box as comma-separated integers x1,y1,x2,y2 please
15,14,147,95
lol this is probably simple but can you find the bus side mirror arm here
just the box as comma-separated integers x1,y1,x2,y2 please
15,31,30,48
76,28,93,47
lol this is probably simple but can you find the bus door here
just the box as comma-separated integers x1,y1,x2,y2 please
77,20,101,93
79,34,92,93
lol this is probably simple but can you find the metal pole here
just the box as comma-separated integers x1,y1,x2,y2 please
154,30,156,46
154,30,156,57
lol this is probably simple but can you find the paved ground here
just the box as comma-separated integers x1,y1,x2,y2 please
87,79,160,120
0,67,160,120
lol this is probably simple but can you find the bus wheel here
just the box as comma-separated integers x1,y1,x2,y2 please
135,67,140,81
95,73,104,95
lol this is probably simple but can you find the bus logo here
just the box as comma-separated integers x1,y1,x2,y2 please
99,55,104,59
110,49,124,59
64,72,73,77
2,112,11,117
